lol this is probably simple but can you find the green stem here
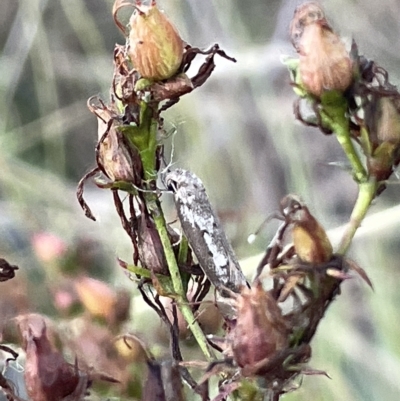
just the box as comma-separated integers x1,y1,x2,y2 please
148,196,214,360
140,115,158,178
137,106,214,360
320,106,367,183
333,122,367,183
337,178,378,255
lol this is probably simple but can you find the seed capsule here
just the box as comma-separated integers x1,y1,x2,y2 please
291,2,353,97
88,98,137,183
365,96,400,180
281,195,333,264
230,282,288,375
17,315,82,401
128,3,184,80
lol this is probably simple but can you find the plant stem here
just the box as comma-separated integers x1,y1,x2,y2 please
147,196,214,360
318,94,378,254
320,100,367,183
331,120,367,183
137,107,214,360
337,178,378,255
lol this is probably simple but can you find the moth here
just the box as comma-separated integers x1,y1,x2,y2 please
165,169,248,298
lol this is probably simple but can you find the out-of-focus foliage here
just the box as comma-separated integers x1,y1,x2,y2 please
1,0,400,400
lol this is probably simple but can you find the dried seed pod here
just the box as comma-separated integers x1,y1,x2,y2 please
229,282,289,375
137,209,169,275
88,98,139,183
365,96,400,180
17,315,82,401
281,195,333,264
128,2,184,80
98,127,137,183
291,2,352,97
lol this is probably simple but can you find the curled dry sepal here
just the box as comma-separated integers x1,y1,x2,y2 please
284,1,400,191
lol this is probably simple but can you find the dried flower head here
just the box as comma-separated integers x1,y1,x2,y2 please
291,2,353,97
88,97,139,183
128,2,184,80
281,195,333,264
229,282,289,376
137,208,169,275
17,315,82,401
365,96,400,180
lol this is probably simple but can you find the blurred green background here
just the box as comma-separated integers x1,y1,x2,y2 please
1,0,400,400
